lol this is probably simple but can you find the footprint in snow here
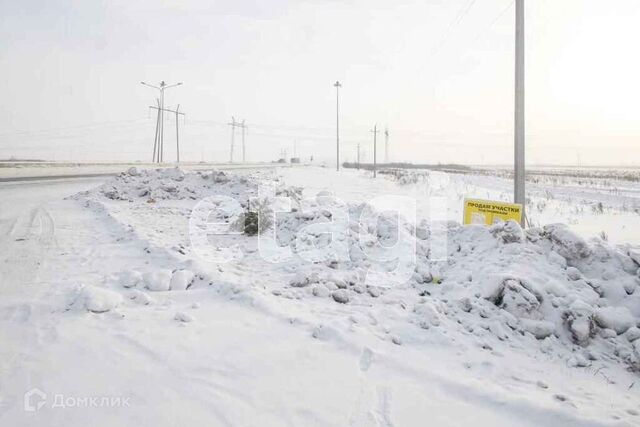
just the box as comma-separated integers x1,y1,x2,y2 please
375,386,394,427
359,347,373,372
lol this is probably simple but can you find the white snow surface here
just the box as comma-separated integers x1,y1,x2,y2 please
1,166,639,426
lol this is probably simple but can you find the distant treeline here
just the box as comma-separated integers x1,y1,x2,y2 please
342,162,472,172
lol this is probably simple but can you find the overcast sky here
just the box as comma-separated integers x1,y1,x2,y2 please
1,0,639,165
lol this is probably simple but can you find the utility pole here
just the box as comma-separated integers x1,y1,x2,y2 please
149,103,185,163
151,98,160,163
371,124,379,178
175,105,181,163
228,117,237,163
334,81,342,171
357,143,360,170
384,126,389,164
241,119,247,163
141,80,182,162
514,0,525,226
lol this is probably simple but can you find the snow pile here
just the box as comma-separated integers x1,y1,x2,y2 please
76,168,640,371
275,207,640,369
82,285,123,313
76,167,297,204
412,222,640,370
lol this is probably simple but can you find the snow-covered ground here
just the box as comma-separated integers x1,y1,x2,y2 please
1,166,639,426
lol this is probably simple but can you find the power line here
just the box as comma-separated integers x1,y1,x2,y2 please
430,0,478,57
470,0,514,44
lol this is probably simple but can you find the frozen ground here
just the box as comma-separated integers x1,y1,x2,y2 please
0,166,639,426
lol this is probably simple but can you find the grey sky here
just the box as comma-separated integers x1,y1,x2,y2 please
1,0,639,165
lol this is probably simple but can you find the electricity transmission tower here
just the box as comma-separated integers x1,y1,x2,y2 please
357,143,360,170
371,124,379,178
228,117,248,163
149,103,185,163
141,80,182,163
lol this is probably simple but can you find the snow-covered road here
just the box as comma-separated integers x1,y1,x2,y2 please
0,169,638,426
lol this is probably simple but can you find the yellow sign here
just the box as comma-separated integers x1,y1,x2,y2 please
463,198,522,225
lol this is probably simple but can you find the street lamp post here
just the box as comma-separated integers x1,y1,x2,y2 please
141,80,182,163
514,0,525,226
333,81,342,171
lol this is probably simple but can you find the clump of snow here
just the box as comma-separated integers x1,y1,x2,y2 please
83,285,123,313
566,267,581,281
143,270,173,292
489,220,524,243
594,306,636,335
118,270,143,288
543,223,592,260
521,319,556,340
170,269,194,291
331,289,349,304
129,289,154,305
563,300,596,345
174,311,194,323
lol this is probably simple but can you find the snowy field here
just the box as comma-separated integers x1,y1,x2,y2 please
1,166,639,426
